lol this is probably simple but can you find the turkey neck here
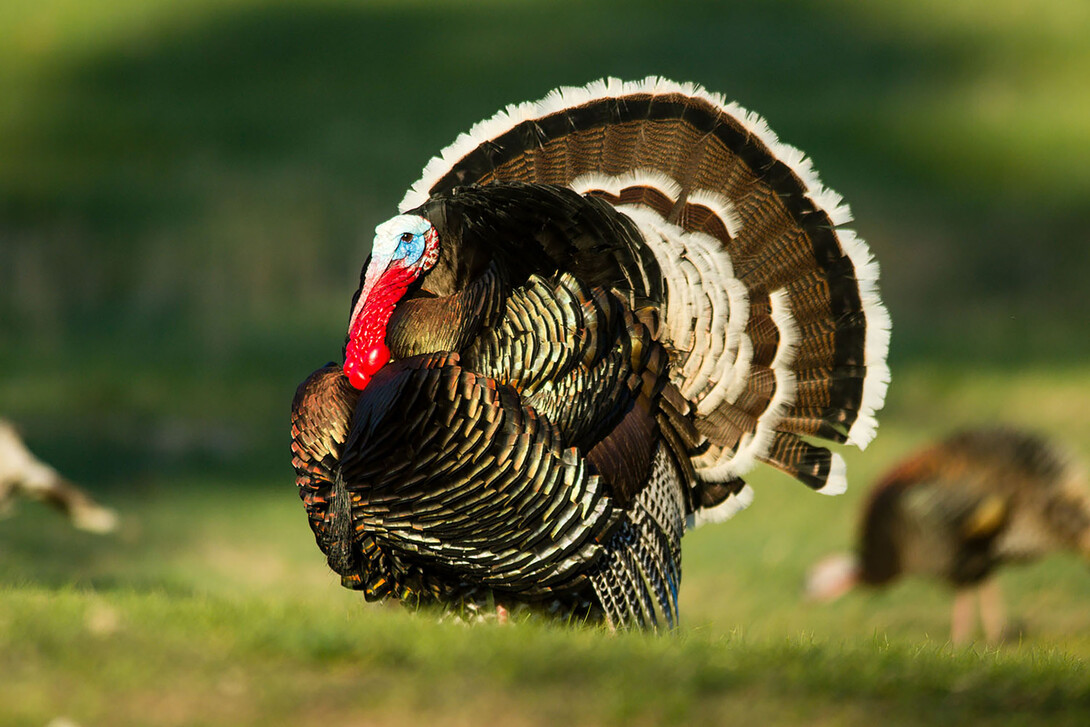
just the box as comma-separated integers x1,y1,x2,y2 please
385,262,506,360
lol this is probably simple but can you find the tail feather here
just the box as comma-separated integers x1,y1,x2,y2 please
400,77,890,512
762,433,848,496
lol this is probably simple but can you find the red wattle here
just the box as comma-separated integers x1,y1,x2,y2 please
344,262,415,391
360,341,390,376
343,358,366,390
345,337,391,391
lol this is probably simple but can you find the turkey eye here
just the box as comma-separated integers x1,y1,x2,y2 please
400,232,414,243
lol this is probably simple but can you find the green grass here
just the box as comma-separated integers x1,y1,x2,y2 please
4,367,1090,725
4,586,1089,727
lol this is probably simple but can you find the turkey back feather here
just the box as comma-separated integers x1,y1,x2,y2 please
399,77,890,512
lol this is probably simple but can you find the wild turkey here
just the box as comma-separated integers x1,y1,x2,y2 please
291,77,891,628
0,418,118,533
807,427,1090,644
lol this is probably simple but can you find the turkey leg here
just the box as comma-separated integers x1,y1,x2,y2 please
950,587,977,645
978,578,1007,644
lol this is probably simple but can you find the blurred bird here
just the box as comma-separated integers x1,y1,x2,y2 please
0,419,118,533
291,78,891,628
807,427,1090,644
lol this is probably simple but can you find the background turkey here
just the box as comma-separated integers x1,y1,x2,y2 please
291,77,891,629
807,427,1090,645
0,418,118,534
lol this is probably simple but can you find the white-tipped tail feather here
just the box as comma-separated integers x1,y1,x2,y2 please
687,485,755,529
399,76,890,506
818,453,849,496
838,229,892,450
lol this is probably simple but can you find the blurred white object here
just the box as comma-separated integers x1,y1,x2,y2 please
46,718,83,727
0,419,117,533
805,552,860,603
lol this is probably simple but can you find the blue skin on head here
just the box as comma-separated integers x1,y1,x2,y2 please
373,214,433,269
394,232,425,266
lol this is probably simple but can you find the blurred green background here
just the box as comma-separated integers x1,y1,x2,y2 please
3,1,1090,725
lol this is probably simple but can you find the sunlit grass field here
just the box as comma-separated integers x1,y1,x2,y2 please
4,369,1090,726
3,0,1090,724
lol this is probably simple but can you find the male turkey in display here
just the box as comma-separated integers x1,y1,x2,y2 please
291,78,891,629
807,428,1090,644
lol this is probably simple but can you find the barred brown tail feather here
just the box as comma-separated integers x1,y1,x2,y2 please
400,77,888,502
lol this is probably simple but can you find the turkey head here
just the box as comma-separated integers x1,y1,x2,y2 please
344,214,440,390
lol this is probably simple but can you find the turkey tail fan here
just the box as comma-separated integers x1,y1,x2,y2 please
399,77,890,514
